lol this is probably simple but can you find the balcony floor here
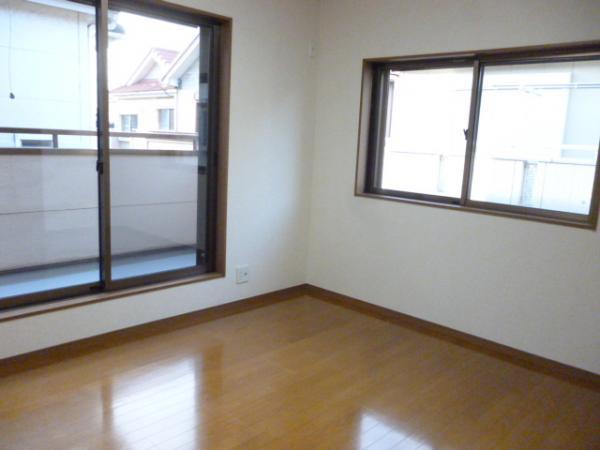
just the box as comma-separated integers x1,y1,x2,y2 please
0,248,197,300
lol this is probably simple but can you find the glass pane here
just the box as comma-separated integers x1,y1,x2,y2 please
107,10,211,280
158,108,174,131
470,60,600,214
380,67,473,197
0,0,100,300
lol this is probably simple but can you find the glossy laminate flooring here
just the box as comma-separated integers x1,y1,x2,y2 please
0,295,598,450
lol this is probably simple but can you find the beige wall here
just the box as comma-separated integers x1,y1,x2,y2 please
110,93,199,135
0,0,96,140
110,96,173,132
307,0,600,374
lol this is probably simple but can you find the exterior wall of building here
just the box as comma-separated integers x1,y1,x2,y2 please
0,0,96,147
110,95,176,134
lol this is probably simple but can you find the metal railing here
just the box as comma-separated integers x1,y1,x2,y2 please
0,126,200,153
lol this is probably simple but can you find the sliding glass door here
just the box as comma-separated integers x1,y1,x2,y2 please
105,7,213,285
0,0,101,305
0,0,223,309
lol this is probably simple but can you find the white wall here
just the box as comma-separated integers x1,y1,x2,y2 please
0,0,318,358
307,0,600,374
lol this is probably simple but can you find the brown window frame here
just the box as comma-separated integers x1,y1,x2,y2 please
356,41,600,229
0,0,231,311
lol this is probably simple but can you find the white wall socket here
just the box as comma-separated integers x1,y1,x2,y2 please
236,265,249,284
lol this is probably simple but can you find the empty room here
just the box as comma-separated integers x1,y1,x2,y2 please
0,0,599,448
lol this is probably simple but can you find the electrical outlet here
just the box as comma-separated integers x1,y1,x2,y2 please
236,265,249,284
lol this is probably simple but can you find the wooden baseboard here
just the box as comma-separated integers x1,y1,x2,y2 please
0,284,307,378
304,284,600,390
1,282,597,391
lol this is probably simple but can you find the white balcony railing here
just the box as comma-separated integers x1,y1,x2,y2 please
0,127,205,272
0,126,201,153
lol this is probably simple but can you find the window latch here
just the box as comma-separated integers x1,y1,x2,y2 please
96,160,104,174
463,128,469,140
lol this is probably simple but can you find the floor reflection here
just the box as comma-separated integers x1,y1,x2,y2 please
102,357,201,449
358,412,431,449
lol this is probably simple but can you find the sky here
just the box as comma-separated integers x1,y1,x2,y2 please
108,12,198,89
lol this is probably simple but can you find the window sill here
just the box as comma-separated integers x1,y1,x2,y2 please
355,191,597,230
0,272,224,323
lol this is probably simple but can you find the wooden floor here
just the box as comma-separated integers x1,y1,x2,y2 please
0,295,598,450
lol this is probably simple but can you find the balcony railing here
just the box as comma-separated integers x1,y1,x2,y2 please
0,126,205,273
0,126,201,155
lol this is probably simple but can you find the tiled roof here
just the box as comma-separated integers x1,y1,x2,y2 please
153,48,178,65
111,79,172,94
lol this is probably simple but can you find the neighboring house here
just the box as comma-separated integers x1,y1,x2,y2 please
1,0,205,153
0,0,97,148
109,35,208,152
